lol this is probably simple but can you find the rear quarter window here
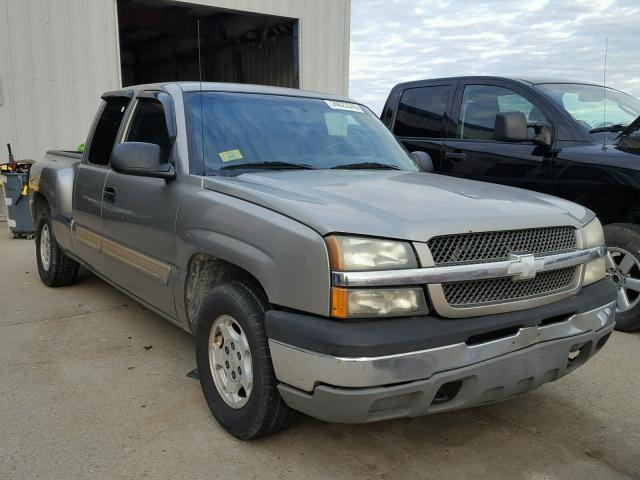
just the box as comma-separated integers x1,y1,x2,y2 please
393,85,451,138
87,97,130,166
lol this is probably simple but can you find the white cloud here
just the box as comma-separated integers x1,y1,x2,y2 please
349,0,640,114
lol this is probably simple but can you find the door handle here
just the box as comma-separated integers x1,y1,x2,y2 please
103,186,116,203
445,152,467,161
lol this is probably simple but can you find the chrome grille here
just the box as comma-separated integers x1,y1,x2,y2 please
428,226,577,265
442,267,577,307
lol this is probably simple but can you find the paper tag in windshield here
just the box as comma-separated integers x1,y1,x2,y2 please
324,100,363,113
219,149,244,162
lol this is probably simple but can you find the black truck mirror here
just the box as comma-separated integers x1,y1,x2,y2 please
532,125,553,148
494,112,528,142
495,112,553,148
111,142,176,180
411,151,434,172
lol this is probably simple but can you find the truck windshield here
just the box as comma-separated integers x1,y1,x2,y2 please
184,92,418,174
537,83,640,133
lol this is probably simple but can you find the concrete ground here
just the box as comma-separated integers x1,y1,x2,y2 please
0,231,638,480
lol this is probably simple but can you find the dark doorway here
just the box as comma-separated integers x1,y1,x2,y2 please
117,0,299,88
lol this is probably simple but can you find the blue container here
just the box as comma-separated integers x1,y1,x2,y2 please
2,172,36,237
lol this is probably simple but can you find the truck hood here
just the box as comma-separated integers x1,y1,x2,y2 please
203,170,592,241
559,139,640,174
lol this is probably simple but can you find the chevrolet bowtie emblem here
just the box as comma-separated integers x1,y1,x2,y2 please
507,253,545,280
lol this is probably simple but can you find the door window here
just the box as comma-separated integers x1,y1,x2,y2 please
87,97,130,165
457,85,548,140
393,85,451,138
125,99,172,163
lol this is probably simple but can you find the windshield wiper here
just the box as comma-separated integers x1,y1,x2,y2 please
331,162,400,170
220,161,314,171
589,123,627,134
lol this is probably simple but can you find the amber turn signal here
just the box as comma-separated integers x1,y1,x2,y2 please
330,287,348,318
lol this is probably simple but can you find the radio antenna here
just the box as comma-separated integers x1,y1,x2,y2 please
197,19,205,174
602,37,608,150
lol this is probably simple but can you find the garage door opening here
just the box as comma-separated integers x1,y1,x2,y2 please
117,0,299,88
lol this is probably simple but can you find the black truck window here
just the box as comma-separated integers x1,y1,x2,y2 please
87,97,130,166
125,99,172,163
393,86,450,138
458,85,547,140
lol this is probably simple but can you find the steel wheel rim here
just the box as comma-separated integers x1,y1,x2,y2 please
208,314,253,409
607,247,640,313
40,224,51,272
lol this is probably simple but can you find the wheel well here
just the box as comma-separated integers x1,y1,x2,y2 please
184,253,267,332
31,192,49,223
577,187,640,225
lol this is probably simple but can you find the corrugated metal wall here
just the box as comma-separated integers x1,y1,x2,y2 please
0,0,350,161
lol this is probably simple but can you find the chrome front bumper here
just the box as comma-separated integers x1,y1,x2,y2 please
269,302,615,423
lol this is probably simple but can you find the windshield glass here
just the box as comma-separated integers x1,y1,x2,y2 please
537,83,640,131
184,92,418,174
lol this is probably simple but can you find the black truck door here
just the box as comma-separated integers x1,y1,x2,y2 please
387,81,456,170
442,80,556,194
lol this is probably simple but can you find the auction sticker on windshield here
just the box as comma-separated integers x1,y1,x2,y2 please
219,149,244,162
324,100,363,113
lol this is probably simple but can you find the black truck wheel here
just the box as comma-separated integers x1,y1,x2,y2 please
604,223,640,332
35,209,80,287
195,281,298,439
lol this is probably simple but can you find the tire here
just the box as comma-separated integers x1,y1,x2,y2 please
604,223,640,332
195,281,298,439
35,209,80,287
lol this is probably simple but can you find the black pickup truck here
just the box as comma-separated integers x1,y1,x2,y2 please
382,76,640,332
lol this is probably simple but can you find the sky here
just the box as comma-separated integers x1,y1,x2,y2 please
348,0,640,114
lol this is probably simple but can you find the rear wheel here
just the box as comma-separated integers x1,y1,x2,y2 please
604,223,640,332
35,209,80,287
195,281,298,439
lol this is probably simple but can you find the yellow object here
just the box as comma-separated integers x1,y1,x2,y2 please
330,287,348,319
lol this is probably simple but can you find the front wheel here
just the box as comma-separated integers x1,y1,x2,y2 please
195,281,298,439
604,223,640,332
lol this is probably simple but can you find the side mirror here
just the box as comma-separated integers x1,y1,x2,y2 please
495,112,554,148
494,112,528,142
532,125,553,148
411,151,434,172
111,142,176,180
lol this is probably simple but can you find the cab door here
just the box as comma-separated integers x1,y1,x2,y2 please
72,92,131,273
389,81,456,171
100,93,182,318
443,79,557,194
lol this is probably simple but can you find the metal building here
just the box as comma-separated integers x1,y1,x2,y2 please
0,0,351,161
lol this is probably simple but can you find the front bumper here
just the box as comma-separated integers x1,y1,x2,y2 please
266,280,616,423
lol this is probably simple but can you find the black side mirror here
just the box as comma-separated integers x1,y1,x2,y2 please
111,142,176,180
495,112,554,148
411,151,434,172
495,112,528,142
532,125,553,148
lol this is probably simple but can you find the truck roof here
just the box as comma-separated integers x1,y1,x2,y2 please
392,75,604,90
103,82,357,104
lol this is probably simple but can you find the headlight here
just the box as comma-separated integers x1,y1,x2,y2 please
326,235,418,271
583,257,606,286
580,218,606,286
331,287,428,318
581,217,605,248
326,235,424,318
